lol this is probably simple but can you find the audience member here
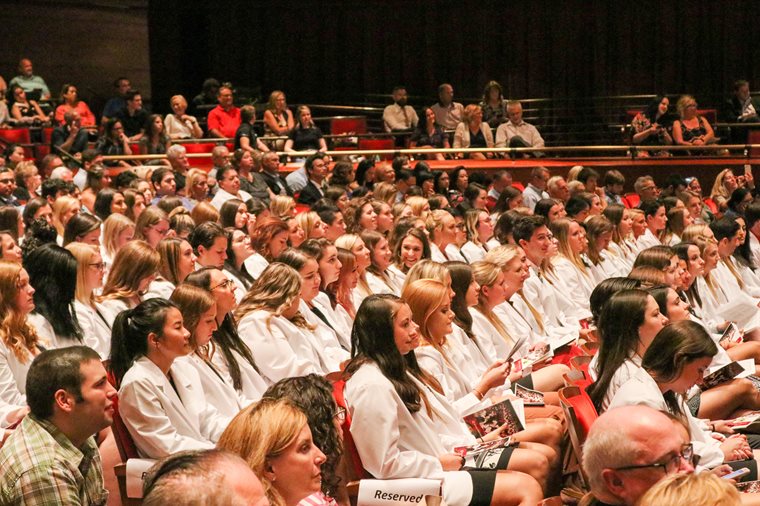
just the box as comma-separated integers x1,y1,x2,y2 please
51,110,89,156
101,77,131,123
164,95,203,139
430,83,464,130
9,58,50,100
453,104,494,159
522,167,551,211
206,84,241,139
0,346,114,504
495,100,545,156
480,80,509,127
116,90,148,141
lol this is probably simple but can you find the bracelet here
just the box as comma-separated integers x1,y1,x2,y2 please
472,388,484,401
459,455,466,470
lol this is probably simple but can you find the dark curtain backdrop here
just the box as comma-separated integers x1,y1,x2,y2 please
149,0,760,113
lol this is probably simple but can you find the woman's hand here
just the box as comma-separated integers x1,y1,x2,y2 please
439,453,464,471
713,420,736,434
720,434,752,461
479,360,511,391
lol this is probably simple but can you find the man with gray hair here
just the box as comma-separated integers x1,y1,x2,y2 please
430,83,464,130
633,175,659,204
581,405,695,506
521,166,551,211
547,175,570,203
495,100,545,157
143,449,269,505
166,143,191,195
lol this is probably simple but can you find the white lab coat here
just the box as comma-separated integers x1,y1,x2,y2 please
345,362,474,506
181,354,250,418
460,241,487,264
365,270,399,296
588,355,642,413
0,341,38,428
144,278,175,301
98,298,133,328
209,346,268,402
546,256,595,313
469,308,513,363
242,253,269,281
237,309,326,384
444,244,467,263
312,292,352,351
635,228,662,251
118,356,231,458
74,301,112,359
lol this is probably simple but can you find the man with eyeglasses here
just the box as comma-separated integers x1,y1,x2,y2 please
581,405,699,506
0,167,20,206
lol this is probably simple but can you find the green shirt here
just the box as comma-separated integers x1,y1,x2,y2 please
0,415,107,505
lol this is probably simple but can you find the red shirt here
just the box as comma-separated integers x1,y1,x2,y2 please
207,105,241,138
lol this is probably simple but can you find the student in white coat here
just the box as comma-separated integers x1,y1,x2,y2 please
360,230,400,295
277,249,351,365
608,320,750,470
325,247,360,330
586,289,669,413
24,244,81,348
170,284,251,418
334,234,373,309
299,239,352,350
145,237,197,300
0,261,43,428
246,216,290,281
344,294,545,506
109,298,231,459
235,263,333,384
185,267,268,402
460,209,493,264
547,218,596,313
427,210,459,263
189,222,246,303
635,199,667,251
388,225,431,292
97,240,160,327
66,243,112,358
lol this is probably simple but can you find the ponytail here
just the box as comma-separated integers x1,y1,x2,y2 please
108,298,176,388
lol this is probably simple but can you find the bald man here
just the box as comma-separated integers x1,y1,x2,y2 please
581,405,695,506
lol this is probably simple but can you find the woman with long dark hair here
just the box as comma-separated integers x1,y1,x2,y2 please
185,267,267,401
587,289,669,412
24,244,83,347
110,298,230,458
608,320,750,468
344,294,545,506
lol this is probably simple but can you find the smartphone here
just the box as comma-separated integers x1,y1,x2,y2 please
723,467,751,480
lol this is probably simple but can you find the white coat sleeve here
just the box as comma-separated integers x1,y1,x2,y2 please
119,380,215,458
348,380,443,479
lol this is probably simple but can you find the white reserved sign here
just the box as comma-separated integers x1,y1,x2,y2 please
358,478,441,505
126,458,157,498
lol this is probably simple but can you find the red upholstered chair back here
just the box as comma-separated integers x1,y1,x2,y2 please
0,128,31,145
331,378,371,481
563,369,592,390
558,386,598,486
357,139,395,160
331,117,367,135
105,367,140,462
623,192,640,208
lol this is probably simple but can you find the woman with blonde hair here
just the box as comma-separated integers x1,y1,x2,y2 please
0,261,42,428
185,168,209,205
164,94,203,139
547,218,595,312
65,243,111,358
710,168,739,210
51,195,80,242
638,472,740,506
406,195,431,220
235,263,330,383
326,247,358,320
134,206,170,249
101,213,135,270
284,105,327,154
388,225,430,289
145,237,197,300
461,208,494,263
296,211,327,240
270,195,296,220
263,91,295,150
335,234,372,307
584,215,624,282
98,240,160,325
218,397,326,506
372,182,397,205
453,104,494,160
427,209,459,262
602,204,636,269
170,284,251,417
190,201,220,226
672,94,716,151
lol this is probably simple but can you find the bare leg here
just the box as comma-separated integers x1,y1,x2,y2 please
490,470,544,506
532,364,571,392
506,447,551,492
698,379,760,420
728,342,760,364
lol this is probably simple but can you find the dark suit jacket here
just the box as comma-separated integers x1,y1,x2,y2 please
297,180,324,206
721,96,760,122
260,171,293,197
